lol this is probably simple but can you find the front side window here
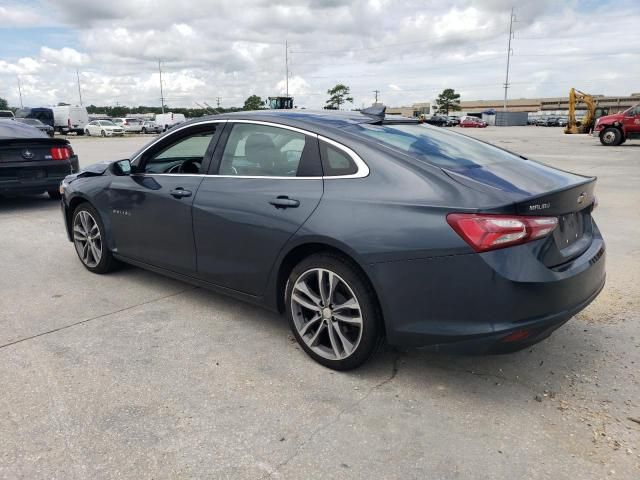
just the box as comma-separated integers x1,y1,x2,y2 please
219,123,307,177
142,128,216,174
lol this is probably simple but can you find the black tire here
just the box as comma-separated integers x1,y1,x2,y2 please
47,189,61,200
85,129,90,136
285,252,383,370
600,127,622,146
141,127,147,134
71,203,119,274
101,130,106,137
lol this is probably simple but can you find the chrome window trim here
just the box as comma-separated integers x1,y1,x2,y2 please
132,118,370,180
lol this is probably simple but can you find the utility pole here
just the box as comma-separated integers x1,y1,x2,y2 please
503,7,516,111
216,97,221,109
17,77,23,108
158,59,165,114
76,69,83,106
373,89,380,104
285,40,289,98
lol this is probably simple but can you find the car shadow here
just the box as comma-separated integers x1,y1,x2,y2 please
0,193,60,213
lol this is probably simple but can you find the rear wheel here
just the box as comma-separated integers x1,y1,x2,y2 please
85,129,90,136
600,127,622,146
141,127,147,134
285,253,382,370
72,204,118,274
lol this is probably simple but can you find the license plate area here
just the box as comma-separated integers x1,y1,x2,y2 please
17,169,47,181
555,212,584,249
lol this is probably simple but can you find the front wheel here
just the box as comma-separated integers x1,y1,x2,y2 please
141,127,147,134
286,253,382,370
101,130,106,137
72,204,119,274
85,129,90,136
600,127,622,146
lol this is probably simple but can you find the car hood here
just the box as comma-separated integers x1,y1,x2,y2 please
64,160,119,182
596,113,624,124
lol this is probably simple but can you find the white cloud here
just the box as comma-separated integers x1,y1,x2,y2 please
40,47,90,67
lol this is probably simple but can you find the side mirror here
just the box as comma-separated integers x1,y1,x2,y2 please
113,159,132,176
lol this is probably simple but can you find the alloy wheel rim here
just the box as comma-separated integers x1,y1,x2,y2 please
291,268,363,361
73,211,102,267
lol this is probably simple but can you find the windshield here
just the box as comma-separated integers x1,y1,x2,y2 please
100,121,116,126
345,123,524,171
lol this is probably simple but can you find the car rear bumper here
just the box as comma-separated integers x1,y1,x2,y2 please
367,228,606,352
0,158,79,194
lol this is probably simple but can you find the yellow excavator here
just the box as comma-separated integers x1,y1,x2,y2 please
565,88,609,134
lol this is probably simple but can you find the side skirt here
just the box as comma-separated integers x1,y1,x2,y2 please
113,254,278,313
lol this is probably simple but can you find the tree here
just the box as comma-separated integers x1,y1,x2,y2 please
0,97,8,110
435,88,461,115
243,95,264,111
325,84,353,110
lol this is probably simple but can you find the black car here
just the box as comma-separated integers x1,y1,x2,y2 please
60,108,605,370
0,120,79,199
422,115,449,127
15,118,55,137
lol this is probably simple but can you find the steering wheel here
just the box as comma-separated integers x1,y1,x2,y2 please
165,159,201,174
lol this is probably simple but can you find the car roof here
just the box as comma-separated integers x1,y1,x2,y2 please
179,109,414,136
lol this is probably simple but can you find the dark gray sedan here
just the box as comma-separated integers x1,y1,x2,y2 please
60,108,605,370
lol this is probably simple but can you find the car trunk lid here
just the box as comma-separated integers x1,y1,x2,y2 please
0,138,69,163
443,162,597,267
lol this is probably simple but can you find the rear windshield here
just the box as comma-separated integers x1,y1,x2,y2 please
344,123,522,171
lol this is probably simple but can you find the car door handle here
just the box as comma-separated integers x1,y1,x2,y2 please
269,196,300,209
170,187,192,198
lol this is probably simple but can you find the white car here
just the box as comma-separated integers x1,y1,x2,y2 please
84,120,125,137
141,120,162,134
112,118,143,133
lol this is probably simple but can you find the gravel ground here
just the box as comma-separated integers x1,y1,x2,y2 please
0,127,638,479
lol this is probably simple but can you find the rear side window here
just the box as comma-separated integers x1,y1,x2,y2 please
320,141,357,176
345,123,522,171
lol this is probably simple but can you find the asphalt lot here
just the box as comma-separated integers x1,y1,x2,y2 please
1,127,638,479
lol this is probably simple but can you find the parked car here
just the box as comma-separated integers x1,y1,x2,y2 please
52,105,89,135
15,107,55,128
59,109,605,370
534,117,548,126
0,110,15,118
545,117,560,127
557,117,568,127
15,118,55,137
156,112,186,131
112,118,143,133
141,120,162,134
593,103,640,146
459,117,487,128
84,120,125,137
422,115,449,127
447,116,461,126
0,119,79,199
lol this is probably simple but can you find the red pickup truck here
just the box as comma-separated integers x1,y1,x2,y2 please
593,103,640,145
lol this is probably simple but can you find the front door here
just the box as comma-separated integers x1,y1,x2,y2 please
622,105,640,135
106,122,222,275
193,121,324,296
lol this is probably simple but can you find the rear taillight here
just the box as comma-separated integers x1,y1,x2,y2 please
446,213,558,252
50,146,73,160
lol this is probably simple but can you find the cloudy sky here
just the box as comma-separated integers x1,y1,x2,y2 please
1,0,639,110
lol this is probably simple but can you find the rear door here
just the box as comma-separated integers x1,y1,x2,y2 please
106,121,223,274
192,121,323,296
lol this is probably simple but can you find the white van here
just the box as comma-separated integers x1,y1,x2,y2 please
52,105,89,135
155,112,186,131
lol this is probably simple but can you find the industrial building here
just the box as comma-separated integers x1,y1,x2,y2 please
386,102,430,117
461,93,640,114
